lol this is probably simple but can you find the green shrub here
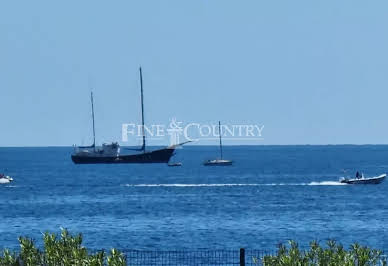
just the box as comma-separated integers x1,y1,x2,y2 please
0,229,126,266
258,240,387,266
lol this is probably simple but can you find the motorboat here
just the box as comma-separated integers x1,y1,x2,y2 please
203,159,233,166
0,174,13,184
339,173,386,184
168,162,182,167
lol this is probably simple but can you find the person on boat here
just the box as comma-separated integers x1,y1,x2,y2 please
356,171,361,179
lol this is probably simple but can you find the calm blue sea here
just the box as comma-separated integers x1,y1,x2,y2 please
0,145,388,251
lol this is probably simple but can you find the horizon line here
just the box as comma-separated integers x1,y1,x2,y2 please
1,143,388,148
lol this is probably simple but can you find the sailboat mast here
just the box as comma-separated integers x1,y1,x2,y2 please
140,67,146,153
218,121,223,159
90,92,96,151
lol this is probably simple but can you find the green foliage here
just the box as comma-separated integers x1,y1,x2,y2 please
1,232,387,266
0,229,126,266
258,240,387,266
107,249,127,266
0,249,18,266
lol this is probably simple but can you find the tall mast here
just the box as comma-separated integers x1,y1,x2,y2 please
90,91,96,151
140,67,146,152
218,121,223,159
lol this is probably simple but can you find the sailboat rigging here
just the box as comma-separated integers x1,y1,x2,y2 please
77,92,97,150
127,67,147,152
218,121,223,159
140,67,146,152
91,91,96,151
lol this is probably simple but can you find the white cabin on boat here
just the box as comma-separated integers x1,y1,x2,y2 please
73,142,120,157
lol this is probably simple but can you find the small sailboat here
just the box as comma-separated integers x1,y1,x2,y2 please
0,173,13,184
339,173,386,184
71,67,185,164
203,121,233,166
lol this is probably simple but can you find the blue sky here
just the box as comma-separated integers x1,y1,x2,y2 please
0,0,387,146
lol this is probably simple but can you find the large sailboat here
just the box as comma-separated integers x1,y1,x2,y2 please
203,121,233,166
71,67,180,164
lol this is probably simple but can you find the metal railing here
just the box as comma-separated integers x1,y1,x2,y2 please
123,248,270,266
122,248,387,266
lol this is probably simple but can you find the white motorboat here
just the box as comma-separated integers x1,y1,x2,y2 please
203,159,233,166
339,173,386,184
168,162,182,167
0,174,13,184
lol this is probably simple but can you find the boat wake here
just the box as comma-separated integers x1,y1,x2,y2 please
307,181,346,186
124,183,262,187
123,181,346,187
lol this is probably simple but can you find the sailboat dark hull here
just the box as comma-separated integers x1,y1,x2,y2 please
71,147,175,164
